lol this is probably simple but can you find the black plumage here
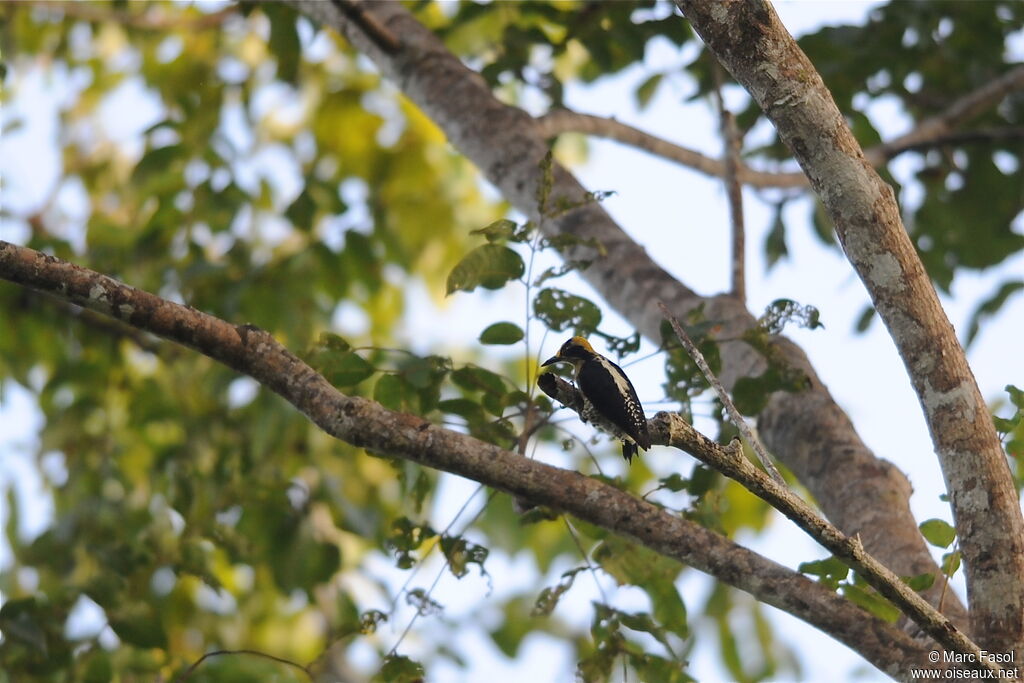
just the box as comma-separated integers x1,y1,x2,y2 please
541,336,651,462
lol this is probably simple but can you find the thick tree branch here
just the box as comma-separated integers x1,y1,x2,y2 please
328,0,400,54
675,0,1024,655
536,371,998,675
0,240,950,680
284,0,968,629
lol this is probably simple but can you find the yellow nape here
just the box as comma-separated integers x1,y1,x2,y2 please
569,336,593,352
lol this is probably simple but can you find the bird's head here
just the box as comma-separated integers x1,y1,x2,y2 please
542,336,595,368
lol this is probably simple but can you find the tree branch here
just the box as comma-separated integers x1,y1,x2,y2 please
0,239,948,679
283,0,968,628
712,64,747,301
328,0,400,54
876,126,1024,161
537,66,1024,188
536,370,1000,676
656,301,782,484
867,65,1024,165
676,0,1024,656
535,109,808,189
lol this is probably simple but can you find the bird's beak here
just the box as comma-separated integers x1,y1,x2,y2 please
541,354,561,367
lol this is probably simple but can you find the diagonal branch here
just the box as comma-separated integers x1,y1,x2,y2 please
283,0,968,629
675,0,1024,656
536,370,999,676
0,239,948,679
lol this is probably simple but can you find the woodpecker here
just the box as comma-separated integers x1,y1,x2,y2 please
541,336,651,463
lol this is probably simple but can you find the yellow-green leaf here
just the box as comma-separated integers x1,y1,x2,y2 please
479,322,525,345
446,244,524,295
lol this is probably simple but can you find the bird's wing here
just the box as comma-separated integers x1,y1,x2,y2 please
577,357,651,449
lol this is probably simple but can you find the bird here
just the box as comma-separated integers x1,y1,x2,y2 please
541,336,651,463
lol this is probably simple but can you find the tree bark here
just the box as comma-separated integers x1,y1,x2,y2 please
285,0,969,629
675,0,1024,656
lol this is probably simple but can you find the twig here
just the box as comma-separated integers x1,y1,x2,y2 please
712,63,746,302
386,490,495,657
877,126,1024,161
329,0,401,55
868,64,1024,164
656,301,783,485
174,649,311,682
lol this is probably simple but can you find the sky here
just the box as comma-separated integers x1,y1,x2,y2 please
2,2,1024,682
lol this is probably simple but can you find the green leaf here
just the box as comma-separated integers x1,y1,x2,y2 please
479,321,525,345
687,465,717,497
82,651,114,683
374,655,425,683
285,188,317,231
440,534,489,579
533,567,585,616
798,556,849,590
319,332,351,352
903,572,936,592
942,551,962,576
0,598,48,653
1007,384,1024,410
965,280,1023,347
658,473,689,492
994,414,1021,432
264,3,301,83
533,287,602,334
375,374,409,411
108,606,168,649
765,201,789,269
854,305,876,333
470,218,520,242
386,517,437,569
919,518,956,548
446,244,525,295
732,375,772,415
131,144,187,191
842,584,900,623
491,597,538,657
635,72,663,109
645,577,688,639
324,352,375,386
451,365,507,395
758,298,823,334
438,398,485,422
810,198,836,245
